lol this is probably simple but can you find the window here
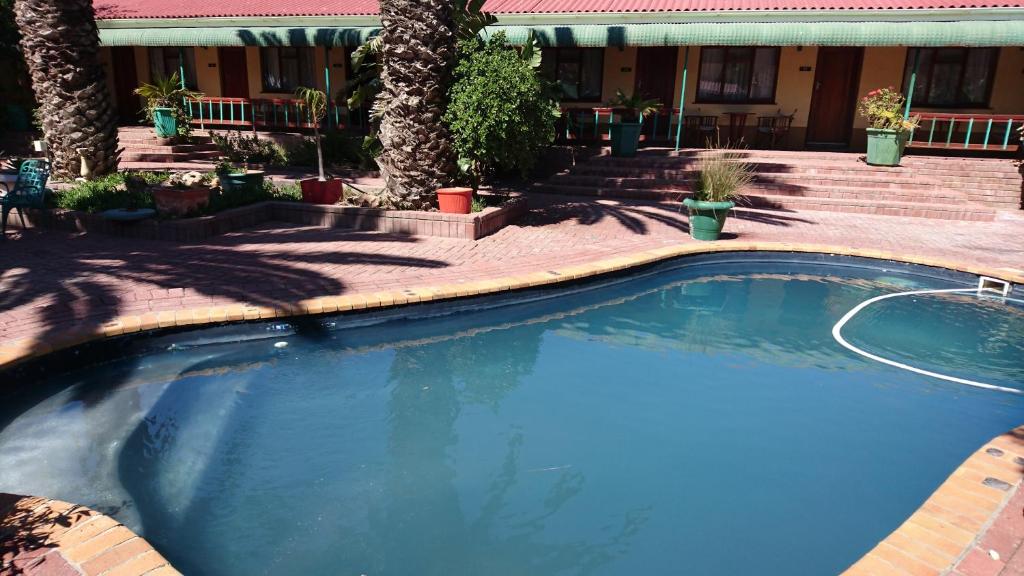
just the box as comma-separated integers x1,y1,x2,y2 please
696,47,779,103
149,47,197,89
260,47,314,92
540,48,603,102
903,48,998,108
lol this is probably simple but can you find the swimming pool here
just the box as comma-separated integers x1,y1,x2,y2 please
1,254,1022,575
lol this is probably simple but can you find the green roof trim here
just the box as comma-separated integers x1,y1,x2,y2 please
490,21,1024,47
98,20,1024,48
97,26,380,47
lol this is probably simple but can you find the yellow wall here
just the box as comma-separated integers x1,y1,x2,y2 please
194,47,221,97
601,46,637,104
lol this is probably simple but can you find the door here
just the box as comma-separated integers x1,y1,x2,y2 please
111,47,140,124
806,47,863,147
633,47,679,108
219,47,250,98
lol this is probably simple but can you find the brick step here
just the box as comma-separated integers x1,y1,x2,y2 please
587,157,1023,177
554,171,957,192
117,136,214,146
596,150,1023,172
532,183,993,218
120,150,221,163
592,156,1023,177
549,178,971,203
119,160,218,171
627,147,1021,166
120,143,220,154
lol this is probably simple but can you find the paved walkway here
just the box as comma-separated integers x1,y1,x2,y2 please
2,194,1023,353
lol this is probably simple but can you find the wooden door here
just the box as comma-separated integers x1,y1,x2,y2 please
806,47,863,146
633,47,679,108
111,47,140,124
218,48,250,98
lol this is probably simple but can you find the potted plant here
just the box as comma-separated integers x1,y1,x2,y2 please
150,171,212,217
215,159,265,196
683,148,752,241
605,90,662,158
134,72,201,140
295,87,344,205
858,87,919,167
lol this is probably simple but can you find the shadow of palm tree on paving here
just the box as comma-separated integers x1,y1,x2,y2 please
0,225,449,359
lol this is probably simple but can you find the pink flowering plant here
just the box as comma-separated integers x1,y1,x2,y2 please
858,87,919,133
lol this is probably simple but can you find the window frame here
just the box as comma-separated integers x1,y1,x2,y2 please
901,47,999,109
260,47,315,93
149,47,197,90
694,47,781,105
541,47,605,103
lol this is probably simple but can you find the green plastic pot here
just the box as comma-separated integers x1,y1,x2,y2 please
684,198,735,241
610,123,642,158
152,107,178,138
218,171,265,195
865,128,907,167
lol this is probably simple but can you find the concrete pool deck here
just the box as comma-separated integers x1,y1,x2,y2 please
1,193,1024,575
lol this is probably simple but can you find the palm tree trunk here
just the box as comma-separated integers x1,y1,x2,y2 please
376,0,457,208
14,0,120,178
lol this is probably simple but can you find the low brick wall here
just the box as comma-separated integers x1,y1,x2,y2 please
12,197,527,242
271,198,527,240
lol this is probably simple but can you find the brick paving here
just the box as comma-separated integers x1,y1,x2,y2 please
2,193,1023,352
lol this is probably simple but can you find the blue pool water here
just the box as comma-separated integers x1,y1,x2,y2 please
1,255,1022,576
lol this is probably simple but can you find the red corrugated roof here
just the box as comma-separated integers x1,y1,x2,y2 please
93,0,1024,19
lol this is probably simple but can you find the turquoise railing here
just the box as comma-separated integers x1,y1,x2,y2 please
907,112,1024,151
559,107,684,144
185,97,361,132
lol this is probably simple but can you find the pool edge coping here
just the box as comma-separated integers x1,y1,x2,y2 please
3,240,1020,370
2,240,1023,575
0,493,181,575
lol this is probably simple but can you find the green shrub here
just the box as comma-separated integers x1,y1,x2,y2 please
55,172,167,212
444,32,560,184
207,179,301,213
210,130,288,166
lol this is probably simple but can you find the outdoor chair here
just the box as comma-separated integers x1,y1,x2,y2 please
685,113,719,147
756,110,796,149
1,158,51,237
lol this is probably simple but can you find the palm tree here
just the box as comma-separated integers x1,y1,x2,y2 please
376,0,458,208
14,0,119,178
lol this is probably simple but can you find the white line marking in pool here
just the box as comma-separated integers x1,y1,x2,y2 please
832,287,1024,395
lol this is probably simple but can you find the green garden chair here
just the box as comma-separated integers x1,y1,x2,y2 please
1,159,51,237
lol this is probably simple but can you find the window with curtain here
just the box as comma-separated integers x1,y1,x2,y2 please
696,47,779,103
540,48,603,102
903,48,998,108
260,47,315,92
149,47,197,89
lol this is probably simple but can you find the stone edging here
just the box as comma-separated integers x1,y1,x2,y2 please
842,427,1024,576
0,493,180,576
13,198,528,242
1,241,1021,370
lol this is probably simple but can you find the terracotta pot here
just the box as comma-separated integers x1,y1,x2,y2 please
300,178,344,205
437,187,473,214
152,187,211,217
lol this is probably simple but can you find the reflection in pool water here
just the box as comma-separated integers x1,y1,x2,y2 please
1,257,1022,576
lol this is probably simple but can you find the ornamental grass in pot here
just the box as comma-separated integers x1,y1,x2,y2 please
605,90,662,158
858,87,919,167
683,148,753,241
296,87,344,205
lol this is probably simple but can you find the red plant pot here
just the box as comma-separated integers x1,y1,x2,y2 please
437,187,473,214
152,187,210,218
300,178,344,205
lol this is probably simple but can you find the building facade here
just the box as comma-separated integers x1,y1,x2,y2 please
93,0,1024,153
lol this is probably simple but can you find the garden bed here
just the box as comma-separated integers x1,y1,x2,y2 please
12,197,527,242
